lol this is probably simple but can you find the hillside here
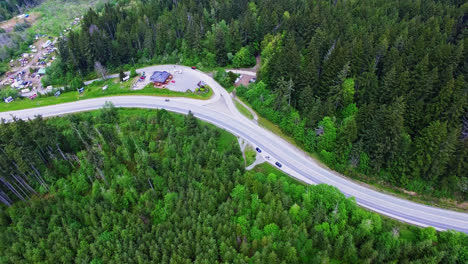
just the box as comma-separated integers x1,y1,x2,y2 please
50,0,468,201
0,0,42,22
0,107,467,263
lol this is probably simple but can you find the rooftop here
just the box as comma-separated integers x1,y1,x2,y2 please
150,71,171,83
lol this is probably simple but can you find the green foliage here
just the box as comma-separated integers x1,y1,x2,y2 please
316,117,337,152
130,68,138,78
234,99,254,120
342,78,355,106
13,22,31,32
232,46,256,68
0,88,19,99
244,145,257,165
232,0,467,200
70,77,84,90
0,109,467,263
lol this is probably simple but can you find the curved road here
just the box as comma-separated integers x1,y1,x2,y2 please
1,65,467,234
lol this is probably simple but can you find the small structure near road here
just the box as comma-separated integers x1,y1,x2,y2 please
150,71,172,86
42,40,52,49
38,68,46,76
4,97,13,103
197,81,207,88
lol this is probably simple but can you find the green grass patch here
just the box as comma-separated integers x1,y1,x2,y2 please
225,85,235,93
216,130,237,152
234,99,253,120
0,78,213,112
30,0,109,36
244,145,256,166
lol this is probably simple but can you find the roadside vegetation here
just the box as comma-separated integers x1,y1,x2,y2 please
234,99,253,120
0,77,212,112
2,0,466,207
244,145,257,166
0,107,466,263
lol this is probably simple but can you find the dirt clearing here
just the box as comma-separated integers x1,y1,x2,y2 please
0,13,41,33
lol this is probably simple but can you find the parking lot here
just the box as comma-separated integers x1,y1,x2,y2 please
133,65,204,92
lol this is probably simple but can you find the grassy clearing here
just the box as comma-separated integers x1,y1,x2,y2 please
0,78,213,112
30,0,109,36
234,99,253,120
244,145,257,166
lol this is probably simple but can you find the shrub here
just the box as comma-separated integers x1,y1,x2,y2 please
130,68,138,78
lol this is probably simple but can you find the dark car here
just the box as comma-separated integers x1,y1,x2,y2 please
275,162,282,168
165,99,170,102
191,66,197,69
255,147,262,153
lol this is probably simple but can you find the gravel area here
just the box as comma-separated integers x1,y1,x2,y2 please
133,65,205,92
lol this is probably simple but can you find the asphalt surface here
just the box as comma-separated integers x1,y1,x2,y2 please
1,65,467,234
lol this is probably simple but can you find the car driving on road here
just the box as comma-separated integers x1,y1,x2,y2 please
255,147,261,153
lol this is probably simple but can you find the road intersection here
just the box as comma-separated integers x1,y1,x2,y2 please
1,65,467,234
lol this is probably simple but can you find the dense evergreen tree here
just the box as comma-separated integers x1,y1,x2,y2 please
0,108,467,263
231,0,467,200
47,0,468,199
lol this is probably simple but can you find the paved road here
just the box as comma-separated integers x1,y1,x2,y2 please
225,69,257,77
1,65,468,234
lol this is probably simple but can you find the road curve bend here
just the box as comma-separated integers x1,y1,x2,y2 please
1,66,467,234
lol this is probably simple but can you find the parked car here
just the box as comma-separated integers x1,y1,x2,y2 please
165,99,170,102
140,76,146,80
275,161,282,168
249,77,257,83
255,147,262,153
191,66,197,69
4,96,14,103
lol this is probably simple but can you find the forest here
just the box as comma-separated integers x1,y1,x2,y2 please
0,107,467,263
51,0,468,200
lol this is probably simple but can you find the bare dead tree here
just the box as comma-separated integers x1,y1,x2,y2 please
148,179,155,192
94,61,108,80
89,24,99,35
462,113,468,140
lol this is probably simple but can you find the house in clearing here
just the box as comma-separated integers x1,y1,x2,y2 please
150,71,172,86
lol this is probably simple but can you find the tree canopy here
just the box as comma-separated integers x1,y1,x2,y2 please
0,108,467,263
